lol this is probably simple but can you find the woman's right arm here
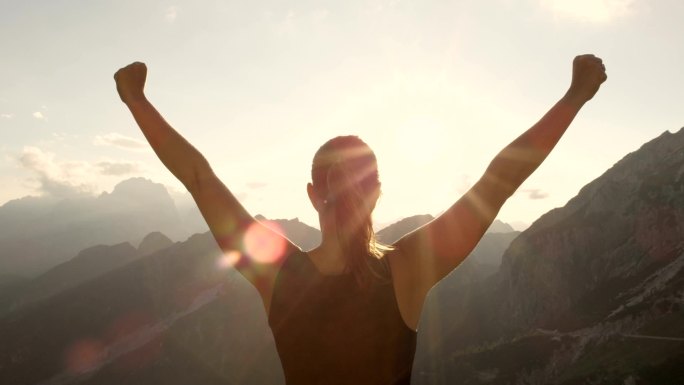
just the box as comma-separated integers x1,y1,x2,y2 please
114,62,297,312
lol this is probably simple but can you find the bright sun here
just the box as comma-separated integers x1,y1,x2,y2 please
393,116,447,166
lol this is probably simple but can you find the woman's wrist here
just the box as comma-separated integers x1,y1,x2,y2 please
559,90,586,111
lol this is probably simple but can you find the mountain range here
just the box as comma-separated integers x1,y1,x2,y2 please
0,128,682,384
0,175,516,280
0,178,195,277
0,207,518,384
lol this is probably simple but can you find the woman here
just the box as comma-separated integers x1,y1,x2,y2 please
114,55,606,384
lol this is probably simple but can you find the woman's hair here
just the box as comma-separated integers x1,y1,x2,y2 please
311,135,392,287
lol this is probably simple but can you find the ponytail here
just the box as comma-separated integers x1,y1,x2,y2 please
313,136,392,288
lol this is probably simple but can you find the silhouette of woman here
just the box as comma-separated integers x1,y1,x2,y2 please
114,55,606,384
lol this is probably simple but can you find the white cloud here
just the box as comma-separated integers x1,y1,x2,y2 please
94,132,148,151
540,0,637,23
17,147,146,198
1,113,14,119
523,188,549,200
96,160,145,176
18,146,91,198
32,111,46,120
165,6,179,23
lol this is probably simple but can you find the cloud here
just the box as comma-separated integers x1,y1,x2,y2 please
96,161,144,176
18,146,91,198
94,132,148,151
1,113,14,119
32,111,46,120
540,0,637,23
523,188,549,200
165,6,179,22
17,147,146,198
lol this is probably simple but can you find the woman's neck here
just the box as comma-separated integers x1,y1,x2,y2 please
308,232,348,274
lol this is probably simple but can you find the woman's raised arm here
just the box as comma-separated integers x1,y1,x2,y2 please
387,55,607,329
114,62,297,312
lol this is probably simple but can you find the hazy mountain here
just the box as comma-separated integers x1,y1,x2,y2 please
0,208,520,385
256,215,321,251
0,232,283,385
376,216,516,245
376,214,434,244
0,178,189,277
0,274,27,292
487,219,516,233
0,170,519,280
376,215,520,281
0,216,318,318
2,242,140,315
0,274,29,310
137,232,175,257
415,128,684,384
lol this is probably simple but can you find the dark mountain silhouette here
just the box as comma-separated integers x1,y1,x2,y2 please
415,128,684,384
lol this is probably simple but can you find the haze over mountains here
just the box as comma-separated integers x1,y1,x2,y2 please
0,128,682,384
0,173,515,280
0,178,195,277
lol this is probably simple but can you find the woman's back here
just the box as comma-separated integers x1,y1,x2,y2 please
268,249,417,385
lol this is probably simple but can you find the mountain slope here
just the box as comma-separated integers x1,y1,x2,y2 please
414,128,684,384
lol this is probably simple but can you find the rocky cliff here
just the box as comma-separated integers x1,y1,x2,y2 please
414,128,684,384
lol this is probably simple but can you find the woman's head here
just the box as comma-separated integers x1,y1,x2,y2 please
308,135,390,286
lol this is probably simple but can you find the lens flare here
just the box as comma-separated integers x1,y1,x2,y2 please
105,311,161,371
244,221,287,264
64,339,106,374
217,250,242,269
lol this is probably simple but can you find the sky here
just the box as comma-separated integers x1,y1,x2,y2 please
1,0,682,230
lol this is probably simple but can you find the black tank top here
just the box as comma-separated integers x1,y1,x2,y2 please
268,249,417,385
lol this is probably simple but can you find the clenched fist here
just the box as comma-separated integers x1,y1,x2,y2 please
114,62,147,104
565,54,607,106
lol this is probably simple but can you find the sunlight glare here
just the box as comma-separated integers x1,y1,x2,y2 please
394,116,446,166
243,221,287,264
217,251,242,269
541,0,635,23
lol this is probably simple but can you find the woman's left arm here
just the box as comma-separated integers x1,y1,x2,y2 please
388,54,607,329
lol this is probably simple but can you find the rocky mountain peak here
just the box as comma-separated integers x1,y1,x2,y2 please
107,177,173,203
